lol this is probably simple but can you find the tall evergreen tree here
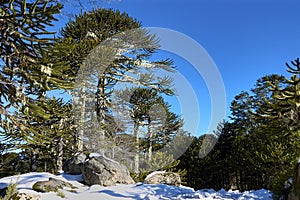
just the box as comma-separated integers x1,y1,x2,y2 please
0,0,71,148
55,9,176,152
264,58,300,130
113,87,182,173
6,97,75,172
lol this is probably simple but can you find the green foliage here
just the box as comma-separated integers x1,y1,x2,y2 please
53,8,141,85
0,178,19,200
0,0,64,139
131,153,185,183
270,167,294,199
113,87,182,174
144,152,178,172
59,8,176,154
176,58,300,195
61,9,141,42
1,97,76,172
130,169,149,183
0,0,76,173
56,190,66,198
0,152,30,178
288,162,300,200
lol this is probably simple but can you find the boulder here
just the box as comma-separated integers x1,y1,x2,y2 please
288,162,300,200
144,171,181,186
32,177,75,193
63,152,87,175
81,155,135,186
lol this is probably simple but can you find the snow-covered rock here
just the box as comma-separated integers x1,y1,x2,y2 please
144,171,181,186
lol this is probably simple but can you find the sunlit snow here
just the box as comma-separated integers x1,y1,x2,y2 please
0,172,273,200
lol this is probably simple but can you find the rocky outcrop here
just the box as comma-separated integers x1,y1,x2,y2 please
63,152,87,175
32,177,76,193
144,171,181,186
81,155,135,186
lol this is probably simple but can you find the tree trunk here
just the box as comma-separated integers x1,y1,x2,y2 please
96,78,105,121
31,148,39,172
77,88,86,152
148,119,153,162
44,160,47,172
96,77,107,139
95,77,108,156
134,119,139,174
56,137,64,173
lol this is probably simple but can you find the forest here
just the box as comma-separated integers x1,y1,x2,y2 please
0,1,299,199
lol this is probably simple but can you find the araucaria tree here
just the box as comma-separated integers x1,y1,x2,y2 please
0,1,67,149
17,98,75,172
0,1,81,173
57,9,176,152
0,0,62,134
113,87,183,173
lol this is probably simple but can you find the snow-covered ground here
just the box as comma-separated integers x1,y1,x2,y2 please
0,172,273,200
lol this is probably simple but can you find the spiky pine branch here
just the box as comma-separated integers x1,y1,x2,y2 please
0,0,63,144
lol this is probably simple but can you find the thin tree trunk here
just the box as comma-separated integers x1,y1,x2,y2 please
77,88,86,152
56,136,64,173
31,147,39,172
44,160,47,172
95,77,108,156
148,119,153,162
96,77,106,139
96,78,105,120
134,119,139,174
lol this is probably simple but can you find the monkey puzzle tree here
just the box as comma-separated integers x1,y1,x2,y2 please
264,58,300,130
55,9,176,152
113,87,182,173
0,0,70,148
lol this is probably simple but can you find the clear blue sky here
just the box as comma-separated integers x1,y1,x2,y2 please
56,0,300,136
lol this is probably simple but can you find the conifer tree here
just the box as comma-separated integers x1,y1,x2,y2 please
113,87,182,173
0,0,69,148
56,9,176,152
264,58,300,130
11,97,75,172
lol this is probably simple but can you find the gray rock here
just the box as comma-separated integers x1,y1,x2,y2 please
144,171,181,186
81,155,135,186
32,177,75,193
63,152,87,175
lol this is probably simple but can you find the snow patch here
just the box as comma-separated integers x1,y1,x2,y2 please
0,172,273,200
145,171,166,180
